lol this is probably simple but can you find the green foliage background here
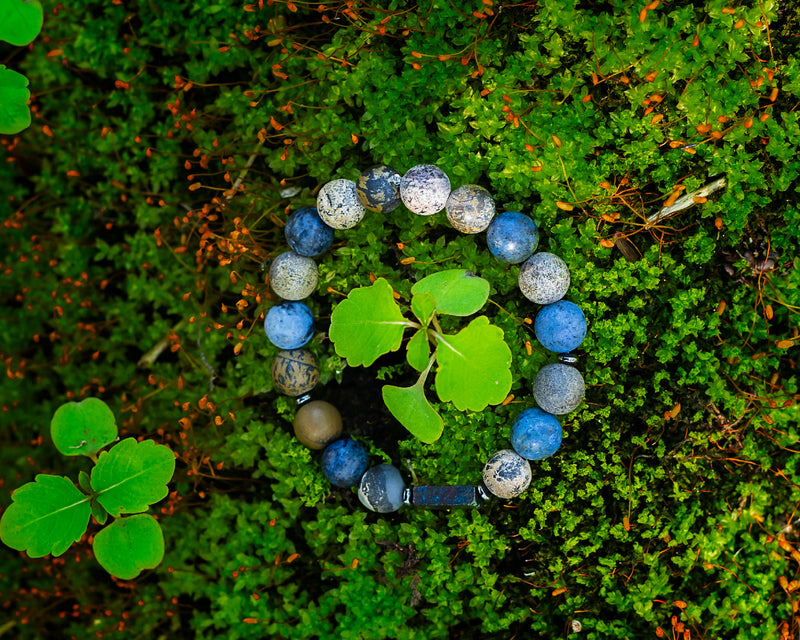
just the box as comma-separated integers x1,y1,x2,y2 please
1,0,799,638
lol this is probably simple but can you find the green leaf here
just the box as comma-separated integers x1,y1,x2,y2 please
411,269,490,316
411,291,437,326
91,438,175,517
91,500,109,526
78,470,92,494
406,329,430,372
0,0,43,46
0,65,31,135
434,316,512,411
51,398,118,457
92,514,165,579
329,278,411,367
0,475,90,557
382,370,443,443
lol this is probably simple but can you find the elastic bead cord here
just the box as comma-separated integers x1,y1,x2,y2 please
263,164,588,511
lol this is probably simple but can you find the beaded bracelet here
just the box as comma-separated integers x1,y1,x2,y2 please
263,164,587,512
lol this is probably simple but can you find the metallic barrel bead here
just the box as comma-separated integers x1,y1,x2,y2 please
404,485,488,508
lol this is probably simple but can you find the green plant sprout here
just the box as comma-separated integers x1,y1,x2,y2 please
0,0,43,134
329,269,512,443
0,398,175,579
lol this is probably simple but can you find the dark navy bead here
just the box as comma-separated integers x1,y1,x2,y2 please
534,300,587,353
358,464,405,512
264,301,314,350
510,408,562,460
285,207,334,257
486,211,539,264
356,165,402,213
408,485,485,508
321,439,368,488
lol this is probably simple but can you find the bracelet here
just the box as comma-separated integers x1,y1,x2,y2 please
263,164,587,512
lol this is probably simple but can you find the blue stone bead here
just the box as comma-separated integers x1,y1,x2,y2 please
510,408,562,460
264,301,314,350
533,363,585,415
285,207,334,257
482,449,531,499
358,464,405,512
534,300,587,353
356,165,402,213
486,211,539,264
321,439,369,488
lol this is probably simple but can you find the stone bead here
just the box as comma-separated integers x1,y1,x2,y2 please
533,363,585,415
358,464,405,513
264,301,314,350
400,164,451,216
356,165,402,213
271,349,319,396
269,251,318,301
482,449,532,499
293,400,342,450
510,408,562,460
285,206,334,257
317,179,366,230
321,438,369,488
518,252,571,304
486,211,539,264
534,300,587,353
445,184,496,234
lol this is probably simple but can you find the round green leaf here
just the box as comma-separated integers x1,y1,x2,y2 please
0,475,90,558
91,438,175,517
51,398,118,457
0,65,31,135
434,316,512,411
410,270,490,316
92,514,164,579
0,0,43,46
406,329,430,372
382,383,443,444
329,278,412,367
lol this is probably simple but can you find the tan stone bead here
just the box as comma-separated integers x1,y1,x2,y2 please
293,401,343,450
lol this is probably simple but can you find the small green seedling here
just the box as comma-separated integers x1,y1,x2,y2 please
0,398,175,579
0,0,44,134
329,269,512,443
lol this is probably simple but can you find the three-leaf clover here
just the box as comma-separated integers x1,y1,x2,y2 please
329,270,513,443
0,398,175,579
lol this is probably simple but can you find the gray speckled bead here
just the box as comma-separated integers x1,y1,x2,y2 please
445,184,496,234
356,165,402,213
400,164,451,216
482,450,531,499
269,251,318,300
271,349,319,396
358,464,406,513
518,252,571,304
533,363,585,415
316,179,366,230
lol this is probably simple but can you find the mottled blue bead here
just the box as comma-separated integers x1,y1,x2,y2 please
482,449,531,499
510,408,562,460
356,165,402,213
486,211,539,264
534,300,587,353
285,207,334,257
533,363,585,415
358,464,405,512
321,439,369,488
264,301,314,350
400,164,451,216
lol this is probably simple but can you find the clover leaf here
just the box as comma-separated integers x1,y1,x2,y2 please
0,0,44,46
329,278,414,367
0,65,31,136
51,397,118,457
411,269,490,316
92,514,165,579
0,475,91,557
91,438,176,517
434,316,512,411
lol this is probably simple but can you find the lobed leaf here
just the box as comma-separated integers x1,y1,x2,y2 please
411,269,490,316
0,65,31,135
92,514,165,579
91,438,175,517
0,475,90,557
